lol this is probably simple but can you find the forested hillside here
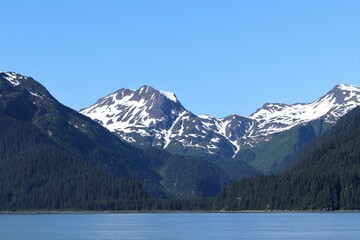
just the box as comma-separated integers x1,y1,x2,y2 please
0,72,258,211
0,114,152,210
214,107,360,210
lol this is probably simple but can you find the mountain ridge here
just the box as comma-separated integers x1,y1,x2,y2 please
81,83,360,161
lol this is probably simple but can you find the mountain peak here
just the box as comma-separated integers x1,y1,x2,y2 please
138,85,155,93
333,84,360,93
325,84,360,105
80,85,187,134
135,85,178,103
0,72,54,100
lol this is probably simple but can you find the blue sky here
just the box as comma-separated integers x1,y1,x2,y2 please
1,0,359,117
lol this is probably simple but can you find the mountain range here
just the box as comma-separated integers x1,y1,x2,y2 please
0,71,256,204
81,83,360,172
1,70,359,210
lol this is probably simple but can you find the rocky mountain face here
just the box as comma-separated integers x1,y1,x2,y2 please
81,84,360,161
81,85,187,146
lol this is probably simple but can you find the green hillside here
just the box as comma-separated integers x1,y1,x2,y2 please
237,119,331,174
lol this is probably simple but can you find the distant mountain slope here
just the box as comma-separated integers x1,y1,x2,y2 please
81,83,360,170
214,106,360,210
240,118,331,173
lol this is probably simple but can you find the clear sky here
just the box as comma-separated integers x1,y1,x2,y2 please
1,0,359,117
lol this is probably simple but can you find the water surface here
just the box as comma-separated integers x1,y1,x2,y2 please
0,213,359,240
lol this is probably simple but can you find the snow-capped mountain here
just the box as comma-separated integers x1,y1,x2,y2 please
246,84,360,144
81,84,360,159
81,85,188,145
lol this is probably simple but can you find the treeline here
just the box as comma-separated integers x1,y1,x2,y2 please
213,107,360,210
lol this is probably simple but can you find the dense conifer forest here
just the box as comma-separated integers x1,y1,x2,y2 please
214,107,360,210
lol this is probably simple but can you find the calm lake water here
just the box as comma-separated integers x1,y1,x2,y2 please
0,213,359,240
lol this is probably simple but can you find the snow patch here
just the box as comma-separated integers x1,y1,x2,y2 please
3,72,20,86
159,90,178,102
30,91,41,98
337,84,360,92
211,137,220,143
163,111,188,149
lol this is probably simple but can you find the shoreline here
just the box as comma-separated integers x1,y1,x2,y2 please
1,210,359,214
